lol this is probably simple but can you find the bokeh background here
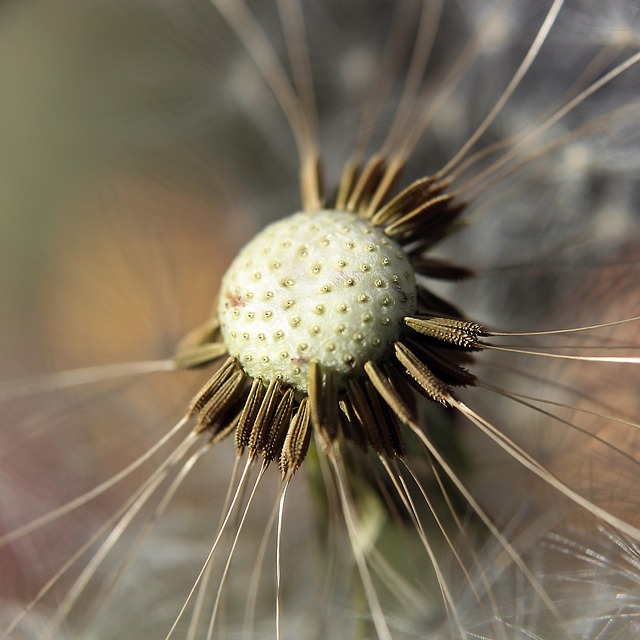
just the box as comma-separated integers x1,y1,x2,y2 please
1,1,640,638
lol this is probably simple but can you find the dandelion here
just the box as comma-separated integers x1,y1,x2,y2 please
1,0,640,638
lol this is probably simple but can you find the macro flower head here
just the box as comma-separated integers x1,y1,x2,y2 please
1,1,640,639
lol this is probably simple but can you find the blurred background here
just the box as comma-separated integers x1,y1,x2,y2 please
1,1,639,638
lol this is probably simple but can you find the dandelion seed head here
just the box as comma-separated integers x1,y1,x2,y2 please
3,1,640,638
218,210,416,392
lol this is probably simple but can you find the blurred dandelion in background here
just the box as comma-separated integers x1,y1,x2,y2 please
1,1,640,638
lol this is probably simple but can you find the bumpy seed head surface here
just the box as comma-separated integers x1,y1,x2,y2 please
218,210,417,392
